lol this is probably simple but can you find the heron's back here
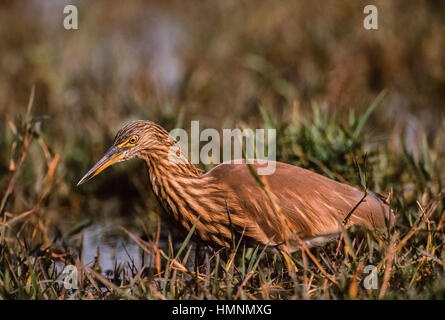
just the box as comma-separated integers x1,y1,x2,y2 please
205,160,394,250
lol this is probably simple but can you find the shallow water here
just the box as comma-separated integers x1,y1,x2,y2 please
81,223,148,272
67,194,162,273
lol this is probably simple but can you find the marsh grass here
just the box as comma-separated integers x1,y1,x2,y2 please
0,89,444,300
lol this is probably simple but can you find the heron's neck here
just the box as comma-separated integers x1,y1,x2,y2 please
141,149,231,247
142,146,201,177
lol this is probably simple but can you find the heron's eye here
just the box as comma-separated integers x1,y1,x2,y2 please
127,136,138,145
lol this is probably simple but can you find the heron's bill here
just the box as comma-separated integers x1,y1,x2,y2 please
77,146,124,186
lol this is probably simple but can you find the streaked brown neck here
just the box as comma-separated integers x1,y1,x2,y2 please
141,147,232,247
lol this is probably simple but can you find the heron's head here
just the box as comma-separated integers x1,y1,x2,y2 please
77,120,170,186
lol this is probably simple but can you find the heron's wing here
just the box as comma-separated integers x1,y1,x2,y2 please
206,160,393,245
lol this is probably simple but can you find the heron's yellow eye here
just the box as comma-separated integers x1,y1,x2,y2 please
128,136,138,145
117,136,139,148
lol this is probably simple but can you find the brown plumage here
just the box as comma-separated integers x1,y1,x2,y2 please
78,120,394,255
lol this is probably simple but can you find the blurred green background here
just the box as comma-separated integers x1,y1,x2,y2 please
0,0,444,271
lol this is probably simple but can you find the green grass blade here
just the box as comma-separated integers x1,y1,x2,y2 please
353,89,386,140
175,217,200,261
